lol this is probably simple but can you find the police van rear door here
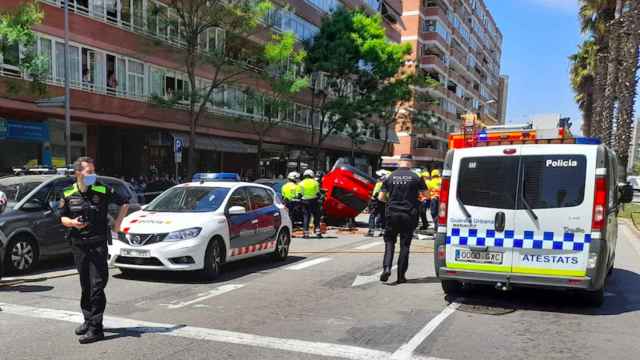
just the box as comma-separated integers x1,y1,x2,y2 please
511,145,597,277
446,146,521,273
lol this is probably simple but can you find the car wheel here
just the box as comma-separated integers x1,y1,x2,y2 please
202,238,223,281
5,235,39,274
583,288,605,307
272,229,291,261
441,280,463,295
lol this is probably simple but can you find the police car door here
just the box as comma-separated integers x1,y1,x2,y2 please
447,146,520,273
511,145,596,277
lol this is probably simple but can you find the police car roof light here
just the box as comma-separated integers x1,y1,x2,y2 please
192,173,240,182
575,137,602,145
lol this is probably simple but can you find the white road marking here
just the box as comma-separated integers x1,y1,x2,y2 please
167,284,244,309
390,302,460,360
0,268,78,282
352,265,398,287
0,302,396,360
353,242,383,250
285,257,332,270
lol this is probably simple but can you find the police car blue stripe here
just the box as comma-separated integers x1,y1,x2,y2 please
447,227,592,252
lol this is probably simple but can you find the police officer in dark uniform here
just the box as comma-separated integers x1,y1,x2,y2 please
378,154,428,284
60,157,129,344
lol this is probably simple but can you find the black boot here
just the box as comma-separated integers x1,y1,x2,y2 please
379,268,391,282
396,275,407,284
75,322,89,336
78,328,105,344
365,230,374,237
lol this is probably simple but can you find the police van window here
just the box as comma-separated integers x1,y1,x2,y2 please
521,155,586,209
457,157,519,209
248,187,273,210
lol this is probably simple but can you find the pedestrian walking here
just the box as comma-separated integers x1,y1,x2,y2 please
427,169,442,232
377,155,428,284
300,169,322,238
60,157,129,344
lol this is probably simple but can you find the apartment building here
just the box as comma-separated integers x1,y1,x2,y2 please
388,0,506,168
0,0,401,178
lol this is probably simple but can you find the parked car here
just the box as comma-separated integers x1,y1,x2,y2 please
0,175,140,274
108,180,292,280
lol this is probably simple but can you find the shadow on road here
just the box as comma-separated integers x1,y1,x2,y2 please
103,324,186,341
444,268,640,316
0,284,54,293
112,255,308,284
2,255,76,278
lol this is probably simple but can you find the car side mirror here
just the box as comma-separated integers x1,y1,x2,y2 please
228,206,247,215
619,183,634,204
141,204,148,211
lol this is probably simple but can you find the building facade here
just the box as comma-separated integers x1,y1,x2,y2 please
388,0,506,168
0,0,401,179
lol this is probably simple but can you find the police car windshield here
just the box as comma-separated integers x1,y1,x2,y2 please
145,187,230,212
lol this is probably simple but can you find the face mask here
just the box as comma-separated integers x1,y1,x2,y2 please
83,174,97,186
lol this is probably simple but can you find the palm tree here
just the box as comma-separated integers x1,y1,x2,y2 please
569,40,597,136
578,0,617,44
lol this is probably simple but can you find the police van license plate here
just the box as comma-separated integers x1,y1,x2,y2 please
120,249,150,257
455,249,503,264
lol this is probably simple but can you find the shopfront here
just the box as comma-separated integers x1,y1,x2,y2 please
0,118,51,173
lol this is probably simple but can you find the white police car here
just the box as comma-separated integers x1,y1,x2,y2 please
108,176,292,280
435,122,635,306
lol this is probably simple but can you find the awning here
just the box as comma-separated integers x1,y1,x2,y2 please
172,133,257,154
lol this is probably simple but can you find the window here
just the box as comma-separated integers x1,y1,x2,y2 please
0,39,20,68
127,59,145,97
149,66,164,97
227,188,250,210
305,0,339,13
248,187,273,210
457,156,519,209
146,187,230,212
39,38,53,79
521,155,586,209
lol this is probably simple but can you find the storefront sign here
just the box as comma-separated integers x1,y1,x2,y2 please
0,119,49,142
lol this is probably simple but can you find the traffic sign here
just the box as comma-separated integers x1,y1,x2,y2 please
175,152,182,164
174,138,184,153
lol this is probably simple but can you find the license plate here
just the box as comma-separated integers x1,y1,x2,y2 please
455,249,503,264
120,248,150,258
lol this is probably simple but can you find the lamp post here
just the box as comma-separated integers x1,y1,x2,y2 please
63,0,71,165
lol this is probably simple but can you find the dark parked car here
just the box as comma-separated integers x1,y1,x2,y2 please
0,175,140,274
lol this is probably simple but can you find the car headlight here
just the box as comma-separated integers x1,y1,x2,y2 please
165,227,202,241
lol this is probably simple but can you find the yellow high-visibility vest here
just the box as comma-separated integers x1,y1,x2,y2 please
281,182,300,201
300,178,320,200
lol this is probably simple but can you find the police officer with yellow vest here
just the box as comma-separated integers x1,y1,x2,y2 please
300,169,322,238
60,157,129,344
427,169,442,232
367,170,389,237
281,172,302,225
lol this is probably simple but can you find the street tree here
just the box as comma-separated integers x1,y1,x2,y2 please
241,32,309,176
569,40,597,136
0,1,48,95
148,0,276,177
304,8,411,169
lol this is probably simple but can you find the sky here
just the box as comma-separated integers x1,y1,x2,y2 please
484,0,586,131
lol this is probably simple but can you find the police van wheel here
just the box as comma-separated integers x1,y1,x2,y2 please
202,238,224,281
272,229,291,261
441,280,463,295
583,288,605,307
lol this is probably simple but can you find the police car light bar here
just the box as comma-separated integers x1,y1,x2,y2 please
448,124,602,149
192,173,241,182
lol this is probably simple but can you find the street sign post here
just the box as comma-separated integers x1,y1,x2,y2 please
174,138,183,182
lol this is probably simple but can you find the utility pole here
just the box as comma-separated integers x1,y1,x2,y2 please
63,0,71,165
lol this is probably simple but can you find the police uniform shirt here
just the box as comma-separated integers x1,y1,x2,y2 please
61,182,128,244
381,168,427,213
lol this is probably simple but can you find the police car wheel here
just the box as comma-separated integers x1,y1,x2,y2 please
583,288,604,307
202,238,223,281
272,229,290,261
441,280,463,295
5,235,38,274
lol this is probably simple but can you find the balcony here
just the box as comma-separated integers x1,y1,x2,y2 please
420,55,448,74
412,146,446,160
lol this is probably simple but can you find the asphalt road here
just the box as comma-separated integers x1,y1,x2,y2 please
1,221,640,360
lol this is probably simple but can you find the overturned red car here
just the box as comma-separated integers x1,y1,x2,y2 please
321,162,376,223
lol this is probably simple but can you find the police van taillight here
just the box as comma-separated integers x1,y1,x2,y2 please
591,176,607,231
438,177,451,226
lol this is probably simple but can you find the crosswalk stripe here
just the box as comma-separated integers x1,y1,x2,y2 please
285,257,332,270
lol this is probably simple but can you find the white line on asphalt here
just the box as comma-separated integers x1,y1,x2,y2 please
285,257,332,270
0,268,78,282
390,302,460,360
0,302,395,360
167,284,245,309
353,242,383,250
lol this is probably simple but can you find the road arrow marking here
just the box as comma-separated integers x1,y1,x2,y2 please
352,265,398,287
167,284,244,309
285,257,332,270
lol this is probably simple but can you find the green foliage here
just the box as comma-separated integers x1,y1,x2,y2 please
0,1,47,95
305,8,413,153
569,39,598,109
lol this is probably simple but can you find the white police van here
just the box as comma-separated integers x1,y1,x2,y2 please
434,122,635,306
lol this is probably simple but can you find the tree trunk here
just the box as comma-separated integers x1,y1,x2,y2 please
376,124,391,169
256,137,263,180
582,92,594,137
187,112,197,178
